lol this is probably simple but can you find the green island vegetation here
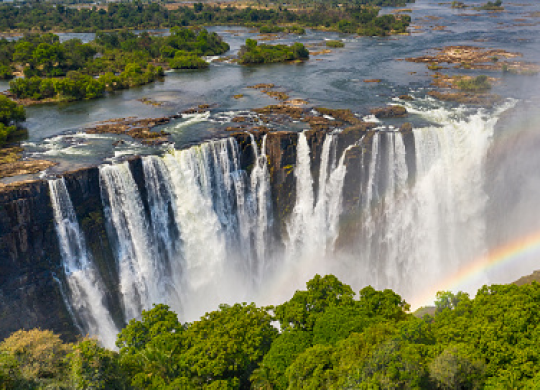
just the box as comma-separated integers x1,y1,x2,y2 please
456,75,492,91
451,1,468,9
238,39,309,64
2,27,229,103
0,96,25,146
477,0,504,11
259,25,306,34
2,274,540,389
0,3,410,36
325,40,345,48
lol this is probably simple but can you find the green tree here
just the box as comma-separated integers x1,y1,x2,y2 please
257,330,312,389
183,303,278,389
429,345,485,390
434,291,469,314
285,344,335,390
116,303,183,357
274,274,355,331
0,95,25,126
69,338,128,389
312,305,372,346
357,286,410,321
0,329,71,386
0,95,25,146
116,304,185,388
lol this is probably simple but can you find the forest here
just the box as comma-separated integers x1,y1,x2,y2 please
238,39,309,64
1,274,540,389
0,3,410,35
0,96,25,146
1,27,229,102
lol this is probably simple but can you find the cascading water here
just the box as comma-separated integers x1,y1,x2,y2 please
286,132,352,261
99,162,166,321
49,178,118,349
248,134,273,283
53,99,518,345
347,100,516,305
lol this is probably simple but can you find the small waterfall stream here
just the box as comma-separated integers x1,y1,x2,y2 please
49,178,118,349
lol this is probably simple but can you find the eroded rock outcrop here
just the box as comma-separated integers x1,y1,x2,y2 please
0,180,75,341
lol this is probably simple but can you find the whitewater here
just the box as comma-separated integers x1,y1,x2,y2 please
49,98,515,349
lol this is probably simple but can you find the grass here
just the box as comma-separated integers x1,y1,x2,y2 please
455,75,491,91
325,40,345,48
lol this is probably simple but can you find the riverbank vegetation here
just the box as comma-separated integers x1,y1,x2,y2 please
0,3,410,36
2,27,228,103
238,39,309,64
1,274,540,389
325,40,345,48
455,75,492,91
0,96,25,146
259,25,306,34
476,0,504,11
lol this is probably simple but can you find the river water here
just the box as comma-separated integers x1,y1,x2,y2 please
8,0,540,345
4,0,537,172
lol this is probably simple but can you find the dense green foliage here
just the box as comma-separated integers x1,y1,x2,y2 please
0,96,25,146
0,3,410,36
259,25,306,34
477,0,504,10
3,275,540,389
325,40,345,48
3,27,227,102
238,39,309,64
456,75,492,91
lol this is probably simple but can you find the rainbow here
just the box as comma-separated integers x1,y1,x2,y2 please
411,230,540,309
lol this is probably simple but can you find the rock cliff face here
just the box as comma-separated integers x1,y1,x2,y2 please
0,128,416,340
0,181,75,340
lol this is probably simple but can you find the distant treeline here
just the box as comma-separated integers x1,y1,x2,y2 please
0,3,410,35
2,274,540,389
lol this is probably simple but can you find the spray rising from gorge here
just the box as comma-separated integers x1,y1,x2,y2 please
49,99,518,348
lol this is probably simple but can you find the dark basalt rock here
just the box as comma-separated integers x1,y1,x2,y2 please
265,131,298,240
0,180,77,341
371,105,408,118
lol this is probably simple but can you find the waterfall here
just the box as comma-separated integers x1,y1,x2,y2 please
249,134,273,283
142,156,184,315
286,131,315,261
287,132,354,261
158,138,272,319
99,162,165,321
350,102,514,303
49,178,118,349
50,99,517,344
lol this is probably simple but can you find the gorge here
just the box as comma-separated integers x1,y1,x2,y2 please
0,97,520,349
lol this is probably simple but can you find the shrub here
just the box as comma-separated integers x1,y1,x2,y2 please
456,75,491,91
325,40,345,48
169,54,209,69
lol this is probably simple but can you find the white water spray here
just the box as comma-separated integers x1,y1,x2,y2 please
49,178,118,349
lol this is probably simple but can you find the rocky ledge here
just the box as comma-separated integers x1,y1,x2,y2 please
85,116,176,145
0,147,56,181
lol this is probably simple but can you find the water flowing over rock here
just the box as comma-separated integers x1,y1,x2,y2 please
0,99,520,342
49,178,118,349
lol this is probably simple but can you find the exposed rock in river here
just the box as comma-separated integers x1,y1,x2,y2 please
370,105,408,118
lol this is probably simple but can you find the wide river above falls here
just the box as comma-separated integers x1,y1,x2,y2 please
1,0,539,174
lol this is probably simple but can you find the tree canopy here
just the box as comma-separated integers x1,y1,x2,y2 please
2,275,540,389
